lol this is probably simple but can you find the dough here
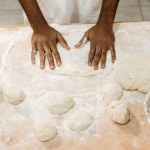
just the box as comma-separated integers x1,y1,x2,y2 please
68,111,92,132
143,92,150,124
33,33,113,77
113,53,150,94
46,93,74,115
3,84,25,105
35,122,57,142
103,82,123,105
108,101,130,125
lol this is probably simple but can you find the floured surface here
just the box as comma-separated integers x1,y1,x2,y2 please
0,23,150,150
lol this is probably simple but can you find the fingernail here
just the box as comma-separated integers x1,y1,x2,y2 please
94,66,98,70
75,43,80,48
102,64,105,69
88,61,92,66
32,61,36,65
57,62,61,66
41,65,45,69
50,66,55,70
67,46,70,50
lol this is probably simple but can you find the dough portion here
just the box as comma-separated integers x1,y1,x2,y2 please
143,92,150,124
46,93,74,115
113,53,150,94
3,84,25,105
103,82,123,105
35,122,57,142
68,111,92,132
108,101,130,125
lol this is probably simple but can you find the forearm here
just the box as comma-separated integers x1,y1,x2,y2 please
19,0,49,32
97,0,120,25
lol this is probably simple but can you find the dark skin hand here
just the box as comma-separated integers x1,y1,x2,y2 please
75,0,120,70
19,0,120,70
19,0,70,70
31,26,70,70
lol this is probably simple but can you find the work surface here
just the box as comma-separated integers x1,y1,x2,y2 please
0,22,150,150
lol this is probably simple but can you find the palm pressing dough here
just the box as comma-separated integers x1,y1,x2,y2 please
113,53,150,94
68,111,93,132
35,122,57,142
103,82,123,105
3,84,25,105
46,92,74,115
108,101,130,125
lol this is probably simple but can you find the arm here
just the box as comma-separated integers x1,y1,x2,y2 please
19,0,70,70
76,0,120,70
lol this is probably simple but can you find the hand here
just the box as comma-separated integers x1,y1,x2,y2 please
75,23,116,70
31,26,70,70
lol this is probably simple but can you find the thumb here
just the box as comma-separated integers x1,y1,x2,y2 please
75,33,88,48
57,33,70,50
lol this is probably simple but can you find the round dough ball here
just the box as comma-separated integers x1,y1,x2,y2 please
103,82,123,105
113,53,150,94
108,101,130,125
68,111,92,132
3,85,25,105
46,93,74,115
35,123,57,142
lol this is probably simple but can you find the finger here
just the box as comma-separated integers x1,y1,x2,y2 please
93,45,102,70
57,33,70,50
44,45,55,70
101,47,107,69
110,44,116,63
75,33,88,48
88,41,97,66
50,43,62,66
37,43,45,69
31,44,37,65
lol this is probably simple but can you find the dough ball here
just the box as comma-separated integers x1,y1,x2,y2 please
113,53,150,94
68,111,92,132
35,123,57,142
3,85,25,105
46,93,74,115
108,101,130,125
103,82,123,105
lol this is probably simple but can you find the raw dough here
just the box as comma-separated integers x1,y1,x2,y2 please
3,84,25,105
33,33,113,77
46,92,74,115
113,53,150,94
103,82,123,105
35,122,57,142
68,111,92,132
108,101,130,125
143,92,150,124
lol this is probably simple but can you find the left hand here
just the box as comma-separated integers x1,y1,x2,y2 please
75,22,116,70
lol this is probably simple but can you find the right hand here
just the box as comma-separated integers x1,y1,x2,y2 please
31,26,70,70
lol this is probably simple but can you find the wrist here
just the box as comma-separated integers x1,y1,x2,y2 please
96,20,114,29
32,22,49,33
